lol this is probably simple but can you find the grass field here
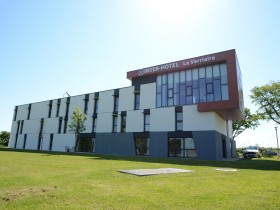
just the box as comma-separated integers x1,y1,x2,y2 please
0,149,279,209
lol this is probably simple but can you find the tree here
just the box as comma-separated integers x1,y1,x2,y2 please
232,108,260,139
0,131,10,146
250,80,280,125
68,107,87,151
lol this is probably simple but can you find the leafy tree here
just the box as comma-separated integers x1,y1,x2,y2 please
0,131,10,146
68,107,87,151
232,108,260,139
250,81,280,125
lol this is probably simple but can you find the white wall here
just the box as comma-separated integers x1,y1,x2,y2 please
29,101,49,119
119,86,134,111
84,114,93,133
41,134,51,150
16,104,28,120
183,105,227,135
43,118,59,134
140,83,156,109
23,119,41,134
15,134,24,149
96,113,112,133
126,110,144,132
98,90,114,113
52,134,75,152
150,107,175,132
25,134,38,150
68,95,84,116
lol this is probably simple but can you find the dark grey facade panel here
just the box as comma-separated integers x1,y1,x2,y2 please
132,75,157,86
149,132,168,158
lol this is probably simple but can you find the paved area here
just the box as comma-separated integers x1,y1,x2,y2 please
118,168,193,176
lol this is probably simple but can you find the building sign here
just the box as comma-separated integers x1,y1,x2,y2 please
137,55,216,76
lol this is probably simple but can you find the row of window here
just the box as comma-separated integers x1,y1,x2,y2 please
14,135,196,158
156,63,229,107
13,93,141,121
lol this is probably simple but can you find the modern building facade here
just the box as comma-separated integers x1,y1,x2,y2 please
9,49,244,160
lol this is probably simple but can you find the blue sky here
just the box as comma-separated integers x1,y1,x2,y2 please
0,0,279,147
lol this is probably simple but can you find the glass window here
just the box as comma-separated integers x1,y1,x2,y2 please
168,73,173,88
176,112,183,131
214,80,221,101
135,138,149,155
114,96,119,112
58,117,62,133
121,115,126,132
220,63,228,84
144,114,150,132
207,83,213,94
168,138,196,158
92,117,97,133
162,84,167,106
199,67,205,78
112,116,118,133
199,78,206,102
213,64,220,78
186,70,192,86
94,99,99,113
206,66,213,83
221,85,229,100
135,94,140,110
193,88,199,104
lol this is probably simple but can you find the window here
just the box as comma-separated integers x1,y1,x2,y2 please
121,115,126,132
144,114,150,132
56,99,61,117
65,97,70,117
112,116,118,133
58,117,62,133
176,112,183,131
13,106,18,121
114,96,119,112
134,93,140,110
168,138,197,158
27,104,31,120
63,118,68,133
37,134,42,150
48,100,53,118
94,98,99,113
20,120,24,134
49,134,53,151
92,117,97,133
156,63,229,107
84,94,89,114
16,121,20,134
135,138,149,155
23,134,27,149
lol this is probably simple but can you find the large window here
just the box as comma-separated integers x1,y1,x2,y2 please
134,93,140,110
135,138,149,155
168,138,197,158
176,112,183,131
156,63,229,107
114,96,119,112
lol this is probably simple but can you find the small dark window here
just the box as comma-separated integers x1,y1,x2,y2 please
27,104,32,120
134,93,140,110
56,99,61,117
94,99,99,113
49,134,54,151
176,112,183,131
63,117,68,133
58,117,62,133
144,114,150,132
13,106,18,121
84,94,89,114
135,138,149,155
48,100,53,118
112,116,118,133
20,120,24,134
121,115,126,132
23,134,27,149
65,97,70,117
114,96,119,112
92,117,97,133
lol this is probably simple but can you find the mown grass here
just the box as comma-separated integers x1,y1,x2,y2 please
0,149,279,209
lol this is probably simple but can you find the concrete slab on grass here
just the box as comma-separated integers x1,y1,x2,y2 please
118,168,193,176
215,168,238,172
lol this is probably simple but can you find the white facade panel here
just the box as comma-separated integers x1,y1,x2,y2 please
183,105,226,135
140,83,156,109
25,134,38,150
84,115,93,133
16,104,28,120
23,119,41,134
98,90,114,113
51,99,60,118
43,118,59,134
150,107,175,132
119,86,134,111
41,134,51,150
126,110,144,132
59,98,67,118
30,101,49,120
52,134,75,152
10,121,19,134
68,95,84,117
15,134,24,149
8,134,16,148
96,113,112,133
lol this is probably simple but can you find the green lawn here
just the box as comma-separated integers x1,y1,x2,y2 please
0,149,279,209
